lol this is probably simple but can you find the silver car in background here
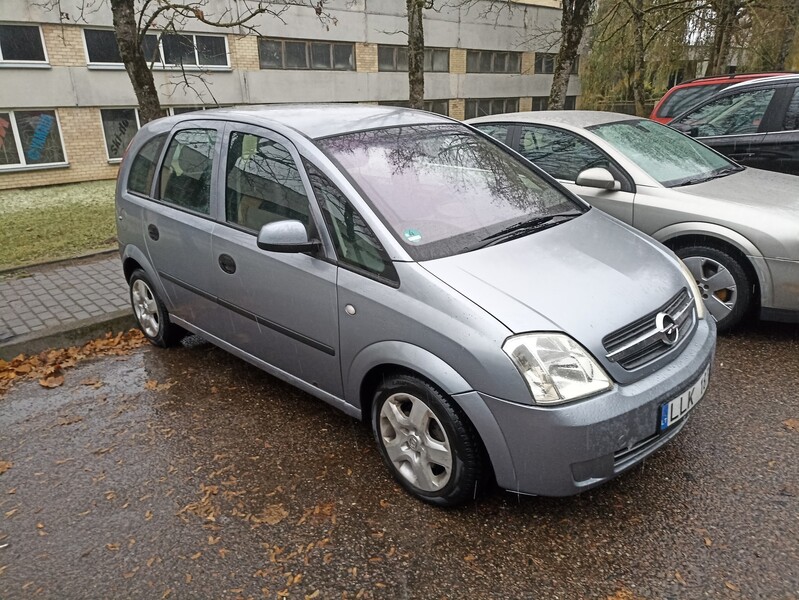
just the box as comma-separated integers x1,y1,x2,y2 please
116,105,715,506
469,111,799,332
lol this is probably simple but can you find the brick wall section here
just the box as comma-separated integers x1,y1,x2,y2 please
519,97,533,111
229,35,260,71
355,43,378,73
449,49,466,74
0,108,118,190
41,24,85,67
448,99,465,120
521,52,535,75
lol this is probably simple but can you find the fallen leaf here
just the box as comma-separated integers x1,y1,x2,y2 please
208,536,220,545
145,510,153,521
106,543,120,552
0,462,12,475
218,548,229,558
464,554,477,562
190,552,202,560
251,504,288,525
39,375,64,389
704,537,713,547
783,418,799,432
185,573,192,583
725,581,740,591
675,571,686,585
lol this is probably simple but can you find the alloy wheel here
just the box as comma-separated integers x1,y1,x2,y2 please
131,278,161,338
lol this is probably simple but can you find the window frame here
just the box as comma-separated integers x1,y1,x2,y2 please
99,107,142,163
0,109,68,171
465,49,522,74
83,28,230,70
258,37,355,71
125,132,169,199
377,45,449,73
0,23,49,66
464,97,520,119
534,52,579,75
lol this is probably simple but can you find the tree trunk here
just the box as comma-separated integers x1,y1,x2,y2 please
774,2,798,70
110,0,165,124
407,0,425,110
707,0,736,75
548,0,592,110
631,0,647,116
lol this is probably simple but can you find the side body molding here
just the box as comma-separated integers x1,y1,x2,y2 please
345,341,472,411
652,222,773,307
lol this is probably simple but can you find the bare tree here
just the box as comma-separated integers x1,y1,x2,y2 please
548,0,593,109
407,0,433,109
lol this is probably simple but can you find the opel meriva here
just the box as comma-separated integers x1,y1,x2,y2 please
116,105,716,506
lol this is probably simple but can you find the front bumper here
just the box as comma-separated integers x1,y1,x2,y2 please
455,317,717,496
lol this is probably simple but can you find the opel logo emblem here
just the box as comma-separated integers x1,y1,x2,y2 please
655,312,679,345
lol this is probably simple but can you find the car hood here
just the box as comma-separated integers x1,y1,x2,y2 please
675,167,799,213
420,209,689,383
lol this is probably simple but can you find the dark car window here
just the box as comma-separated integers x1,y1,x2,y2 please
159,129,216,214
674,88,776,137
517,125,609,181
657,84,727,119
304,161,397,283
225,132,312,233
783,87,799,131
127,133,166,196
317,123,582,261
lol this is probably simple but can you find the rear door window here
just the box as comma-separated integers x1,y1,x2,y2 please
159,129,216,215
783,87,799,131
674,88,776,137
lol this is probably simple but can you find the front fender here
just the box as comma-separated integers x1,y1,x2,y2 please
345,341,472,411
653,222,773,307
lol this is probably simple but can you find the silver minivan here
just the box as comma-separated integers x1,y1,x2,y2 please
116,105,716,506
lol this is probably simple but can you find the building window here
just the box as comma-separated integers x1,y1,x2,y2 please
466,50,521,74
534,53,579,75
378,100,449,115
378,46,448,72
0,110,66,169
532,96,578,110
259,38,354,70
565,95,577,110
100,108,141,161
0,24,47,63
464,98,519,119
84,28,228,68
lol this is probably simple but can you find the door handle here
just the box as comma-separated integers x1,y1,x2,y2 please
218,254,237,274
147,224,159,241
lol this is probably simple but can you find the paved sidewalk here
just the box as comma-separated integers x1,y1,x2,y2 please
0,253,133,358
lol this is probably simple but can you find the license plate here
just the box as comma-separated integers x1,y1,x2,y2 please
658,365,710,431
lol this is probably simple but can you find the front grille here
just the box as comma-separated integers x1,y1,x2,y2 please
603,288,694,370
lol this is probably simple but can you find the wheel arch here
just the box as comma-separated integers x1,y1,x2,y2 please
120,245,174,310
653,223,772,307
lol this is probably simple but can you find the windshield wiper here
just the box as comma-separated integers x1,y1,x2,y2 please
674,165,744,187
469,212,581,250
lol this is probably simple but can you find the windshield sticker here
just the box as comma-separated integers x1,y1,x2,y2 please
403,229,422,243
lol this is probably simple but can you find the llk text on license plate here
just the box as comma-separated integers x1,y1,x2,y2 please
658,364,710,431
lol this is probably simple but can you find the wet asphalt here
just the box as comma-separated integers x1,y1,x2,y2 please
0,322,797,599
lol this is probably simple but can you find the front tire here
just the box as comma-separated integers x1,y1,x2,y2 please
371,374,485,507
675,245,752,333
129,269,186,347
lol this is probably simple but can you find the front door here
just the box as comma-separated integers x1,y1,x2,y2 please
209,126,342,397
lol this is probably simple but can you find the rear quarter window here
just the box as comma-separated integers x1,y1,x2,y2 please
127,134,167,196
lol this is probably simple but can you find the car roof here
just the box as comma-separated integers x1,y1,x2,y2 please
725,73,799,92
177,104,453,139
467,110,640,128
670,72,789,87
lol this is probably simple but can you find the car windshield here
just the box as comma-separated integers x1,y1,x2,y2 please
587,119,738,187
317,124,582,261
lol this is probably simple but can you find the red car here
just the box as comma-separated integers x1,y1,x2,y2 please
650,72,789,123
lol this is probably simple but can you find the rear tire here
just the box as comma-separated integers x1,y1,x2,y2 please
675,245,752,333
129,269,186,348
371,374,485,507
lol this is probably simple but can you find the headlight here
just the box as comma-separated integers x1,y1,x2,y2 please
502,333,612,405
677,259,706,319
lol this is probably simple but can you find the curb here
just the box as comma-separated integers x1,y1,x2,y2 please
0,309,136,361
0,248,119,277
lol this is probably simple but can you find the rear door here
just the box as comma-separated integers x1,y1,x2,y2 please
511,124,636,223
750,85,799,175
143,121,224,336
209,125,342,396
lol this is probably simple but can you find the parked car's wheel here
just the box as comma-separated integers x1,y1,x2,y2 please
371,373,485,507
675,245,752,332
129,269,186,347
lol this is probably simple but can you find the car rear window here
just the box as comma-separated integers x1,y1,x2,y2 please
657,84,728,119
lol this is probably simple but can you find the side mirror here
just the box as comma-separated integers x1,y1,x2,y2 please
575,167,620,191
670,122,699,137
257,220,321,253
